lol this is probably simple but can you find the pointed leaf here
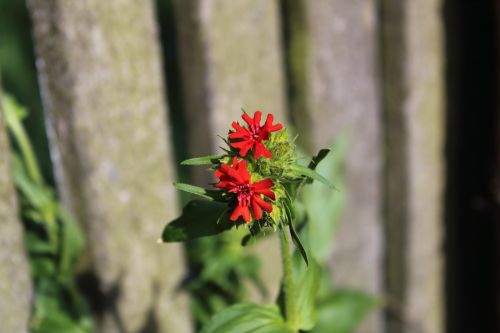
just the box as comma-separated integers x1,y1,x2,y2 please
161,200,234,242
181,155,223,165
289,222,308,266
174,182,224,201
289,164,333,188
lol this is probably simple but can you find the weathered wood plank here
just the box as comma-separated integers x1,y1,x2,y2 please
0,88,32,333
283,0,383,331
174,0,286,303
27,1,192,332
381,0,444,332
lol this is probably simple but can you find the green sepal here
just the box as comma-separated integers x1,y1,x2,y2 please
181,154,223,165
161,200,234,242
200,303,293,333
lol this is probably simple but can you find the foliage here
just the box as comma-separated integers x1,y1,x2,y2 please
185,229,268,328
295,135,380,333
0,0,54,185
161,111,374,332
3,95,93,333
200,303,293,333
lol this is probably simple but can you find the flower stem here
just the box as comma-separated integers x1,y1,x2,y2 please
279,223,298,331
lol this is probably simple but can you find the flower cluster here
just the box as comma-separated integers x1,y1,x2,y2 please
215,111,283,223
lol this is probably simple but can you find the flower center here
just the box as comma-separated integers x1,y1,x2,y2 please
250,125,261,141
236,184,252,206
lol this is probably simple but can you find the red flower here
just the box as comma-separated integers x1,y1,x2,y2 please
229,111,283,158
215,157,275,222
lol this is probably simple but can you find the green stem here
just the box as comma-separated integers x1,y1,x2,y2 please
280,224,298,331
3,97,58,246
3,98,43,185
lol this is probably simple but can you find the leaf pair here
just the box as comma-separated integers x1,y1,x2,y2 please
201,256,322,332
200,303,293,333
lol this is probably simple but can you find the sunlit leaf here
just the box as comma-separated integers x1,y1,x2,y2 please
181,154,223,165
174,182,225,202
200,303,293,333
289,164,333,188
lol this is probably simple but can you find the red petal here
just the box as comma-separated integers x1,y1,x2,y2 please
231,140,253,157
251,199,263,220
263,114,282,133
242,113,254,127
219,163,245,183
254,111,262,126
252,180,276,199
254,142,272,159
229,131,249,139
268,123,283,132
253,195,273,212
264,114,274,127
232,121,248,132
242,206,252,222
256,189,275,200
229,122,250,139
252,178,273,190
230,205,243,221
236,159,251,183
215,180,236,189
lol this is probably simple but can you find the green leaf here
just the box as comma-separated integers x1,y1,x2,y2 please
294,257,321,330
57,206,85,279
25,232,56,254
32,280,93,333
289,221,308,267
312,289,379,333
174,182,224,201
200,303,294,333
181,154,223,165
161,200,234,242
301,136,348,262
29,256,57,277
289,164,333,188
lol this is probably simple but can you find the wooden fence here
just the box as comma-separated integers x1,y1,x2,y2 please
0,0,447,332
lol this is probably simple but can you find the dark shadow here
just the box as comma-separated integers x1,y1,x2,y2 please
0,0,54,186
443,0,500,332
278,0,313,152
154,0,191,198
77,271,126,333
138,282,160,333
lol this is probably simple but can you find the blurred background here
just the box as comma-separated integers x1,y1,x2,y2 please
0,0,498,332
